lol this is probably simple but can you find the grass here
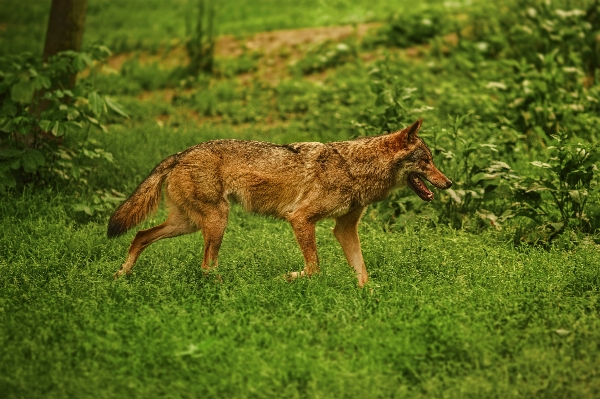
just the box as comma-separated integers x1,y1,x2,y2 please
2,188,599,398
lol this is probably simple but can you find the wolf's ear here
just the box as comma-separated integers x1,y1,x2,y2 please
404,119,422,142
390,119,422,150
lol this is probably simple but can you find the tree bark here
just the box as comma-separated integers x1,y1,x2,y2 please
32,0,87,144
42,0,88,89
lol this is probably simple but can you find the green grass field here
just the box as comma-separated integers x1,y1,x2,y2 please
1,0,600,397
2,187,599,397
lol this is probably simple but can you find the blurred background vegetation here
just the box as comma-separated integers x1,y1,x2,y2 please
0,0,413,55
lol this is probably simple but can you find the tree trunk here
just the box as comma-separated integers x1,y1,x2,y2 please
43,0,88,89
31,0,87,146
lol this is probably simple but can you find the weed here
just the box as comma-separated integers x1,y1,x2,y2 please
95,57,174,95
185,0,215,76
352,59,431,136
215,52,259,78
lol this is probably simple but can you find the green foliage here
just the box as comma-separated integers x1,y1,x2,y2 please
293,40,358,75
461,0,600,140
511,132,600,243
426,116,517,231
183,80,271,124
1,196,600,398
0,46,128,206
355,0,600,242
95,58,174,95
0,0,426,55
215,52,260,78
352,61,432,136
364,2,457,49
73,188,127,217
482,49,600,139
456,0,599,65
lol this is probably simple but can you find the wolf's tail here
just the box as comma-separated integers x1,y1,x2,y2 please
107,153,181,238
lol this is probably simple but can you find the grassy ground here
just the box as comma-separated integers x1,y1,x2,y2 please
1,119,600,397
2,0,600,397
2,187,599,398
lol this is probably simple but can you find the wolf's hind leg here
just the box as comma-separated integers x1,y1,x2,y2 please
114,206,197,279
287,216,319,281
333,207,368,287
195,201,229,273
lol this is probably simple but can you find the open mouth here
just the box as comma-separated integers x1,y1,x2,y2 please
407,173,434,202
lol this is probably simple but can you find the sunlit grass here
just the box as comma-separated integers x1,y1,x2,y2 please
1,190,599,397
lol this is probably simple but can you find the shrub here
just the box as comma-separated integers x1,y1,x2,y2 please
364,3,457,49
0,46,128,199
293,40,358,75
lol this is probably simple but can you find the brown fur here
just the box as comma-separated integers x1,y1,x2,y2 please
108,119,451,287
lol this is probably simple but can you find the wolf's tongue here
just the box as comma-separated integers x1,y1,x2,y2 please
408,173,434,201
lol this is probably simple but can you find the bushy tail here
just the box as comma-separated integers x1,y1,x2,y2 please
107,153,180,238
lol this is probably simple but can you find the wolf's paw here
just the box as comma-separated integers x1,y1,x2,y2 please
284,270,306,282
202,271,223,283
113,268,131,280
357,276,368,288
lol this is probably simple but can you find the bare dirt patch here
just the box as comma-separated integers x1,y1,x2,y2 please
107,23,381,79
217,23,381,85
224,23,380,56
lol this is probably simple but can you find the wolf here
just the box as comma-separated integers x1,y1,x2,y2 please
107,119,451,287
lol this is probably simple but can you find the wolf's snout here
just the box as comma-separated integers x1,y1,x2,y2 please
437,179,452,190
429,175,452,190
426,165,452,190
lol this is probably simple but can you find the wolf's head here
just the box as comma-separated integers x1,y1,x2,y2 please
387,119,452,201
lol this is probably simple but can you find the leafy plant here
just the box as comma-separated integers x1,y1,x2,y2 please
352,61,432,136
497,49,592,138
364,3,456,49
427,116,518,231
293,40,357,75
0,45,128,191
185,0,215,76
463,0,600,125
73,188,127,217
507,0,600,75
95,57,174,95
216,51,259,78
511,131,600,243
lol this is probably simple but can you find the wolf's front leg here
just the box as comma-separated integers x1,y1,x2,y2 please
287,216,319,281
333,207,368,287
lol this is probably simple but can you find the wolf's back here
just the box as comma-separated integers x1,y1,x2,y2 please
107,153,180,238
